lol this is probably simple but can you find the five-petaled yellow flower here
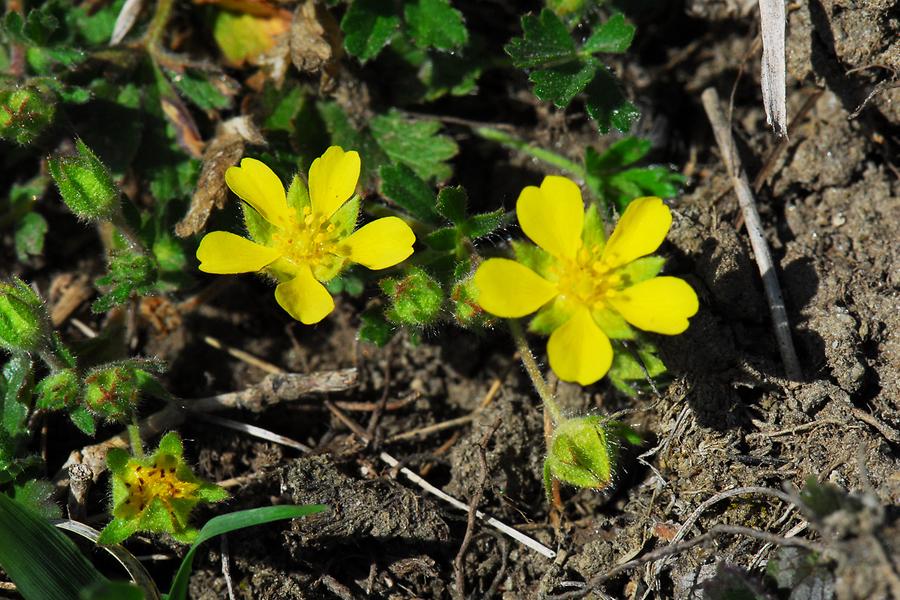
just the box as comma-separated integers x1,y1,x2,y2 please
474,176,698,385
196,146,415,324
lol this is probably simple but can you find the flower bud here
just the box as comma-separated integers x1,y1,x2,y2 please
83,365,140,422
0,277,51,354
48,138,120,221
0,82,56,146
35,368,81,411
380,268,443,326
543,416,639,500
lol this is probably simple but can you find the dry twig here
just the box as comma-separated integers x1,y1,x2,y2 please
701,87,802,381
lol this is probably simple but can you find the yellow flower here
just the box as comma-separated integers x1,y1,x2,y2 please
196,146,415,324
474,176,698,385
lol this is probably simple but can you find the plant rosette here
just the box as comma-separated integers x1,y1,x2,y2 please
196,146,416,324
99,432,228,545
474,176,698,385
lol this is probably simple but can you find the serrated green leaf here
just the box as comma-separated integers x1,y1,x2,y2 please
167,504,329,600
359,308,395,347
2,356,31,438
169,69,231,111
587,137,651,173
369,110,458,181
424,227,458,251
404,0,468,50
585,67,639,134
581,14,635,54
14,211,48,260
463,209,505,239
435,186,467,223
530,56,598,107
505,9,575,69
379,163,440,224
317,101,389,185
0,493,107,600
341,0,401,61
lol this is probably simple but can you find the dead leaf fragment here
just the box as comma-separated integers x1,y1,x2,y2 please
175,116,264,237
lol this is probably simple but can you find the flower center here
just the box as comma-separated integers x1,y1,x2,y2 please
553,244,621,309
120,455,198,515
272,207,343,268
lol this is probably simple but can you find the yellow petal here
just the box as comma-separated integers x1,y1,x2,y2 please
473,258,557,318
197,231,281,274
274,266,335,324
601,197,672,268
609,276,698,334
224,158,292,228
516,175,584,260
343,217,415,270
547,307,613,386
308,146,361,219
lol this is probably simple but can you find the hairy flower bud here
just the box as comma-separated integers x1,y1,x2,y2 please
0,277,51,354
0,82,56,146
48,138,120,221
381,268,443,326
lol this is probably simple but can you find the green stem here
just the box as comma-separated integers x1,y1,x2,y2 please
474,127,586,179
127,416,144,458
508,319,563,424
110,210,150,257
144,0,175,51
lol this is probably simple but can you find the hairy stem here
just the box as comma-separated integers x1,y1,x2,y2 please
475,127,586,179
127,416,144,458
507,320,562,424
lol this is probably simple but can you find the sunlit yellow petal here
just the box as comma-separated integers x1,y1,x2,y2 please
474,258,557,318
274,266,335,324
601,197,671,268
308,146,361,219
197,231,281,274
224,158,291,227
609,276,698,334
547,307,613,385
516,175,584,260
343,217,415,270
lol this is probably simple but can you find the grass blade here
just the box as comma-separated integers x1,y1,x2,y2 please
166,504,329,600
0,493,106,600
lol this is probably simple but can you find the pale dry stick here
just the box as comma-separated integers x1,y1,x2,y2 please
748,519,808,571
203,335,283,375
758,0,787,135
850,406,900,444
701,87,802,381
323,401,557,560
220,535,236,600
193,413,313,453
52,519,161,600
746,417,848,441
58,369,357,481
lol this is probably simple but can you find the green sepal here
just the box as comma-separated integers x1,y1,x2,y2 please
96,517,138,545
328,196,360,239
48,138,120,222
0,277,51,355
285,174,311,216
0,81,57,146
528,297,571,335
581,203,606,251
381,268,444,326
69,406,96,436
35,368,81,410
591,307,634,340
617,256,665,287
511,241,555,280
242,204,274,246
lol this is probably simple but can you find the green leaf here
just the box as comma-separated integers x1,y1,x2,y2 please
587,137,651,173
584,67,639,134
81,580,145,600
169,69,231,111
359,308,395,347
2,355,31,437
316,101,389,185
505,9,576,69
435,185,467,223
12,479,61,519
167,504,329,600
379,163,440,224
404,0,468,50
530,56,598,107
424,227,458,251
341,0,401,61
0,493,107,600
14,211,48,260
581,14,635,54
69,406,96,435
462,209,505,240
369,110,458,181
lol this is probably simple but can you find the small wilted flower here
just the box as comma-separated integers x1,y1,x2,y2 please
98,432,228,545
474,176,698,385
196,146,416,324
